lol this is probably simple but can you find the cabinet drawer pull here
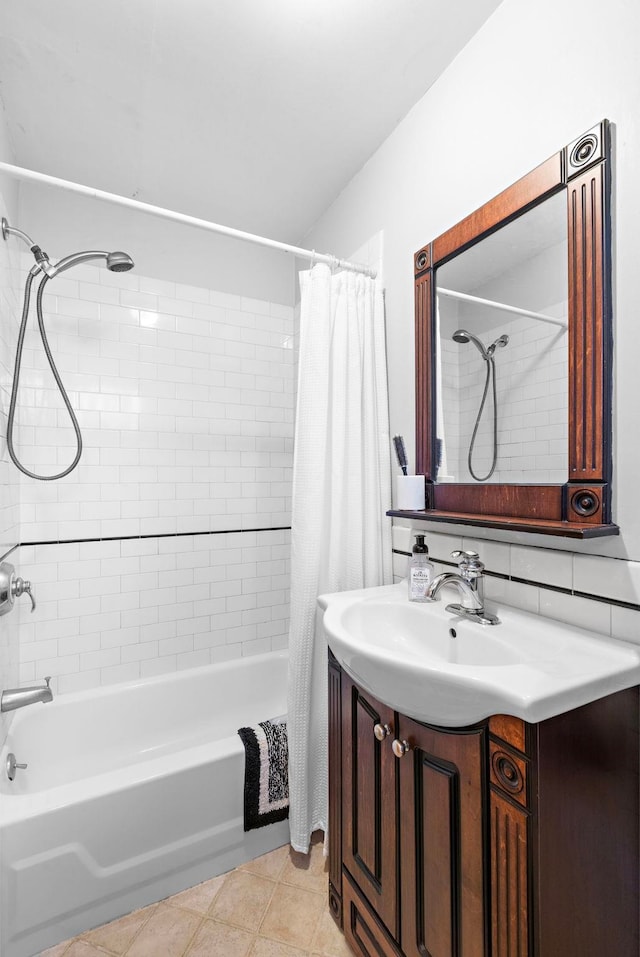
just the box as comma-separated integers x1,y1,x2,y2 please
373,723,392,741
392,738,411,758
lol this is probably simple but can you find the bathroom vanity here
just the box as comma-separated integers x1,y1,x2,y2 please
328,658,639,957
322,117,632,955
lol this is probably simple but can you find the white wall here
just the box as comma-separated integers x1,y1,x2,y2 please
302,0,640,633
17,183,296,306
304,0,640,563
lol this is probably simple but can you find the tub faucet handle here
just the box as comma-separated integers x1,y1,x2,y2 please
6,753,28,781
12,576,36,613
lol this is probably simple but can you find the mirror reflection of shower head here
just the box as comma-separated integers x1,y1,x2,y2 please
453,329,509,481
452,328,489,359
487,333,509,357
452,329,509,359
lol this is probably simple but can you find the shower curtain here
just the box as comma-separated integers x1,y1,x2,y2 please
287,263,393,854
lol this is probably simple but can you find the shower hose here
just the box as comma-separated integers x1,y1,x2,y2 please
7,270,83,481
467,355,498,482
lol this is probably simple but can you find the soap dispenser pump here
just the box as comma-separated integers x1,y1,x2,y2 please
408,534,434,602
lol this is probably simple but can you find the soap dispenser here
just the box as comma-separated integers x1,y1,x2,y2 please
408,534,434,602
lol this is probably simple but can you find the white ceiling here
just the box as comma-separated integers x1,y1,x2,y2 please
0,0,503,244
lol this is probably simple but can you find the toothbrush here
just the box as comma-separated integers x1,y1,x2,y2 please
393,435,408,475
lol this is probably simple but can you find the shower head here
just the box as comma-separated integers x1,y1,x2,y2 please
452,328,489,359
48,250,135,278
2,220,134,278
106,251,135,273
452,329,470,344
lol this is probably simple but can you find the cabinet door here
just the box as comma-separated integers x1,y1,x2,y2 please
397,715,486,957
342,871,404,957
342,674,398,938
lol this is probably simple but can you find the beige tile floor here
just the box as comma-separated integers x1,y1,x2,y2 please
38,835,352,957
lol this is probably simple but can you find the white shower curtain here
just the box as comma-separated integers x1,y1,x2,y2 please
287,263,393,854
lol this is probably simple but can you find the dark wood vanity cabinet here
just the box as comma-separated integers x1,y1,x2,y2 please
328,657,639,957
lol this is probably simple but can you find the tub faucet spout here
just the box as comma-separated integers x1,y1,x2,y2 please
1,676,53,712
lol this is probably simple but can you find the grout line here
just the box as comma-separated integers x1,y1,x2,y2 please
124,903,163,956
255,864,283,940
173,910,208,957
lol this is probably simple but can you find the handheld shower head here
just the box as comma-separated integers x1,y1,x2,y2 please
453,329,509,359
452,329,470,344
106,251,135,273
49,250,135,277
452,329,489,359
2,220,135,279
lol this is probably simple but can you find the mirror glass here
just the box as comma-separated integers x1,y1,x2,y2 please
434,191,568,485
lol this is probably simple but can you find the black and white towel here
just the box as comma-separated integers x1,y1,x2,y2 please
237,718,289,831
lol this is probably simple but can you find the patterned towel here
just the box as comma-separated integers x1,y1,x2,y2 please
237,719,289,831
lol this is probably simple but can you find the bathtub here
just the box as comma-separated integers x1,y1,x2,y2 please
0,650,290,957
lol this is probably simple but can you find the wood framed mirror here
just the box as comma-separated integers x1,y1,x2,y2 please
392,120,616,538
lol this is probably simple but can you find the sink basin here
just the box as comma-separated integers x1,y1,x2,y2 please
319,581,640,726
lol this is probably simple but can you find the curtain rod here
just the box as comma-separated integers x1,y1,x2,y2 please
0,160,377,279
438,286,566,328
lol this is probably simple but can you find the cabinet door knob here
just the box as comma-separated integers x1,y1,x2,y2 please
392,739,411,758
373,723,392,741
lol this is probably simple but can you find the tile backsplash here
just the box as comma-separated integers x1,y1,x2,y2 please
392,524,640,646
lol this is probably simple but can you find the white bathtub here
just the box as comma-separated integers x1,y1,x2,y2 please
0,650,290,957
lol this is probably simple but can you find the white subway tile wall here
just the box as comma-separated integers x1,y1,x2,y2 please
18,530,290,692
12,255,294,542
6,253,294,693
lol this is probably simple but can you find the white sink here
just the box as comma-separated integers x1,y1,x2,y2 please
319,581,640,727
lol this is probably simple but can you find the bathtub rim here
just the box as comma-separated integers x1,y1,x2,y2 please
0,648,289,822
15,647,288,711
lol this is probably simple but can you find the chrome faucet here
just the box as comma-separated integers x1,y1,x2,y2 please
426,550,500,625
1,677,53,712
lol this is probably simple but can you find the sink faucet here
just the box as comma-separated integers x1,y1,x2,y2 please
1,677,53,712
426,550,500,625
